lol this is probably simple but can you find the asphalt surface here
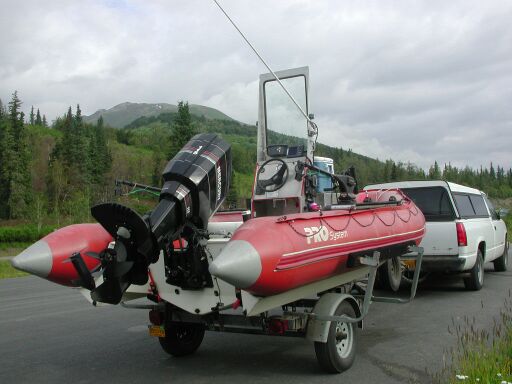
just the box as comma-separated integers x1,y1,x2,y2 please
1,255,510,384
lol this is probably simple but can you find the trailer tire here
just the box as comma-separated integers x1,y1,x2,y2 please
159,322,205,357
464,249,484,291
493,239,508,272
314,301,358,373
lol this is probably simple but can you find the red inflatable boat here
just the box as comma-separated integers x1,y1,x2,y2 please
209,188,425,296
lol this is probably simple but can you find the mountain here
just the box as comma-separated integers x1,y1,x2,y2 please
84,102,234,128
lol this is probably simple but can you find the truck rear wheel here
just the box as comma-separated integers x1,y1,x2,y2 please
159,322,205,357
464,250,484,291
376,256,402,292
314,301,358,373
493,239,508,272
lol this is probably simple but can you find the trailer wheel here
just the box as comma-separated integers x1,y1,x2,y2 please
493,239,508,272
159,322,205,357
376,256,402,292
314,301,358,373
464,250,484,291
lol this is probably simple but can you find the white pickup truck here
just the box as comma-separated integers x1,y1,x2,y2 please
364,181,509,290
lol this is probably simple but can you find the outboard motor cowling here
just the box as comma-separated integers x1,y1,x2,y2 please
150,133,231,244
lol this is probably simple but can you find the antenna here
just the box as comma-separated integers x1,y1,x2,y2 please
212,0,317,134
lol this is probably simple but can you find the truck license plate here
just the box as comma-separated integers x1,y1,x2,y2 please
148,325,166,338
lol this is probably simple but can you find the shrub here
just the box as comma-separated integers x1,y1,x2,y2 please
0,225,56,243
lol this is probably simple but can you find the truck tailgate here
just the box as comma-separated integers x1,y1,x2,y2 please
419,221,459,255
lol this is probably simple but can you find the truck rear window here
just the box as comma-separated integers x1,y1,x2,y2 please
401,187,455,222
453,193,489,218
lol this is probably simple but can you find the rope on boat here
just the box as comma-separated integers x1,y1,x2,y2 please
286,203,420,238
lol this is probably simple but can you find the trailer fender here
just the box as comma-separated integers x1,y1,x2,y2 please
306,293,362,343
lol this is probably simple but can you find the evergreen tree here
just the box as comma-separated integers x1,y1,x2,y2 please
168,101,196,159
75,104,82,124
428,161,441,179
51,107,72,159
30,106,35,125
0,109,15,218
0,99,9,217
497,166,504,185
0,91,32,218
88,116,112,184
35,108,42,126
42,115,48,127
390,161,398,181
8,91,23,154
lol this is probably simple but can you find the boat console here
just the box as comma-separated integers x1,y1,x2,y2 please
252,67,313,218
252,67,360,218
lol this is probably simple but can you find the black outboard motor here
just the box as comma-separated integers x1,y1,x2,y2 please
88,133,231,304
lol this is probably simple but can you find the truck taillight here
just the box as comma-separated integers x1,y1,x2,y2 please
456,222,467,247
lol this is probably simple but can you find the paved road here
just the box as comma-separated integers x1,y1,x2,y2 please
1,257,510,384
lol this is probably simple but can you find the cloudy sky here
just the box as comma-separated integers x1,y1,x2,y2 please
1,0,511,170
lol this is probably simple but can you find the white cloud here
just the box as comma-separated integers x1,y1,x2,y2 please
204,80,258,124
1,0,511,170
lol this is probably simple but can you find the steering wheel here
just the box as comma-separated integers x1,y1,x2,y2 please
256,159,289,193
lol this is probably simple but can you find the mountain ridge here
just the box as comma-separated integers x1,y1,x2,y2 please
84,102,234,128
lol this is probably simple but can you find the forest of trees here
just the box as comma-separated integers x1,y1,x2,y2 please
46,105,112,222
0,90,510,226
0,92,112,224
121,109,512,200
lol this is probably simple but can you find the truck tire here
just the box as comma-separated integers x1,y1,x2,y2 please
464,249,484,291
376,256,402,292
493,239,508,272
159,322,205,357
314,301,358,373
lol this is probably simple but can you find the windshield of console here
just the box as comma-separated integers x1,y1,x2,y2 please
264,75,308,151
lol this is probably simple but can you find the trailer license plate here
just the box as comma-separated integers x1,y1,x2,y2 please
403,260,416,270
148,325,165,338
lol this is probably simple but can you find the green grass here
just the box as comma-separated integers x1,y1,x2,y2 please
0,241,31,251
504,214,511,233
0,225,56,243
0,242,30,258
433,294,512,383
0,260,28,279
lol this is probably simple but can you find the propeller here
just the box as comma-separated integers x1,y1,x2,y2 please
87,203,157,304
90,241,134,304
